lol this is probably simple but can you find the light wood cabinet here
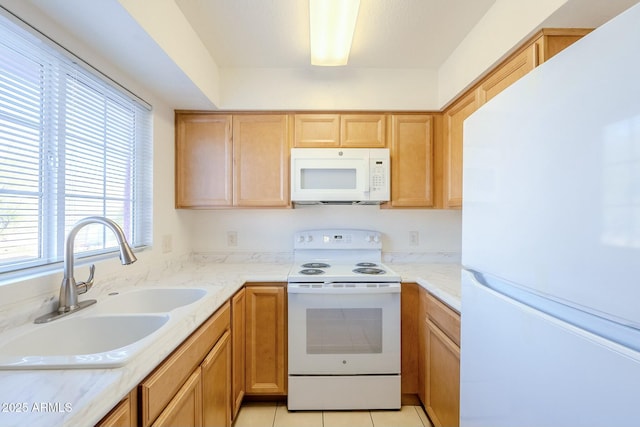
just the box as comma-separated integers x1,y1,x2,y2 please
152,369,202,427
442,89,479,209
440,28,589,209
341,114,386,147
231,288,246,420
478,44,537,104
95,390,137,427
139,302,231,427
425,319,460,427
232,114,291,207
389,114,434,207
175,112,290,208
175,113,232,208
294,114,340,147
533,28,592,63
419,288,461,427
401,283,420,400
202,330,232,427
294,113,386,147
245,283,287,395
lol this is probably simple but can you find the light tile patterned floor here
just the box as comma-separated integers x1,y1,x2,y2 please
233,402,432,427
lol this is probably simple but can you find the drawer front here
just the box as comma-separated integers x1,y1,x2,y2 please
140,301,230,427
426,292,460,346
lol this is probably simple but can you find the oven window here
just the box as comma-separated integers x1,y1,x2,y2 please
306,308,382,354
300,168,357,190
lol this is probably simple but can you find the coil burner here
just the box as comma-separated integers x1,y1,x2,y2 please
299,268,325,275
353,267,386,275
301,262,330,269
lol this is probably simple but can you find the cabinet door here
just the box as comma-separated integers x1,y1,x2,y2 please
232,115,291,207
175,113,232,208
401,283,420,396
418,288,428,405
152,369,202,427
340,114,386,147
231,288,246,420
478,44,538,104
96,396,131,427
202,330,231,427
535,29,591,63
245,284,287,395
294,114,340,147
425,319,460,427
442,90,479,209
389,114,434,207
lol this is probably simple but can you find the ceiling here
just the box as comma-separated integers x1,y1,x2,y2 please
173,0,496,69
9,0,640,109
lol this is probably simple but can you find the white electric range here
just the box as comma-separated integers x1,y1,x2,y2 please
287,229,401,411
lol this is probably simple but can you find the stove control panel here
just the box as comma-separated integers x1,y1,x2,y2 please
293,229,382,250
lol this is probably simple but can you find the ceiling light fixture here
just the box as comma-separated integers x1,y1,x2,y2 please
309,0,360,66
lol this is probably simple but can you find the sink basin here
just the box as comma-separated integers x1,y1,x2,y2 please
0,314,169,369
94,288,207,314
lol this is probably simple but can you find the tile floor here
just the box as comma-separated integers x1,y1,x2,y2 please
233,402,433,427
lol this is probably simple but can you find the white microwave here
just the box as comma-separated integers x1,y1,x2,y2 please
290,148,390,204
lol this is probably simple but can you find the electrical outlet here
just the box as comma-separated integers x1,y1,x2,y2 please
162,234,172,253
227,231,238,247
409,231,419,246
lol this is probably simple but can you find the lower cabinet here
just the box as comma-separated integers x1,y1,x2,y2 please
231,288,246,421
152,369,202,427
139,301,231,427
95,389,137,427
244,283,287,395
202,331,232,427
419,288,461,427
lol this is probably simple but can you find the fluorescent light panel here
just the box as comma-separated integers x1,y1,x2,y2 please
309,0,360,66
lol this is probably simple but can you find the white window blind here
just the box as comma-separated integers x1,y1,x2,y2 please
0,11,152,275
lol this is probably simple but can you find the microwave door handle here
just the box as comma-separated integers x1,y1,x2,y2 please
364,162,370,194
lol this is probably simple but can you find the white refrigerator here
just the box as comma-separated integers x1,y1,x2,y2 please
461,3,640,427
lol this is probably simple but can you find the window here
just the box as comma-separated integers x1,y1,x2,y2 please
0,11,152,276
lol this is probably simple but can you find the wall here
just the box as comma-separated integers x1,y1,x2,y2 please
219,67,439,111
183,207,462,259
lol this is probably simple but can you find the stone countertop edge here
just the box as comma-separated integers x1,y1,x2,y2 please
0,262,461,427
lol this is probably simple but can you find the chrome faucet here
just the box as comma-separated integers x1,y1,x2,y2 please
35,216,137,324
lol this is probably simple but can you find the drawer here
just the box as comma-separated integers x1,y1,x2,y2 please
140,301,230,427
426,292,460,346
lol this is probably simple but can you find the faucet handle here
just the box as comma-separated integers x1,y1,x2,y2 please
76,264,95,294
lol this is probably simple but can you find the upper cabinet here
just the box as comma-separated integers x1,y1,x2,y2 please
442,90,479,209
294,113,386,147
175,112,291,209
388,114,434,208
175,113,233,208
440,28,590,209
232,114,290,207
478,44,537,104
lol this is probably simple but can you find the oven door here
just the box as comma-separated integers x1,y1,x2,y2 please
287,283,401,375
290,148,370,202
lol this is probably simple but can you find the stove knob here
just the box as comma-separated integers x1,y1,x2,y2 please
306,235,313,242
373,235,380,243
297,235,305,243
366,235,373,243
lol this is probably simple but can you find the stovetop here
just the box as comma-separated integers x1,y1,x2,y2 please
289,229,401,283
288,261,401,283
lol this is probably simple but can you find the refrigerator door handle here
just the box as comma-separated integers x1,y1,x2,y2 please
463,268,640,353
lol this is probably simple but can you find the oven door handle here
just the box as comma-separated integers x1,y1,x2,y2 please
287,285,401,294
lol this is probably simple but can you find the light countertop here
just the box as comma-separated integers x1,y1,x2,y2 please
0,261,460,427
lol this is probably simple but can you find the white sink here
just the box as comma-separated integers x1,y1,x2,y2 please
0,314,169,369
94,288,207,314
